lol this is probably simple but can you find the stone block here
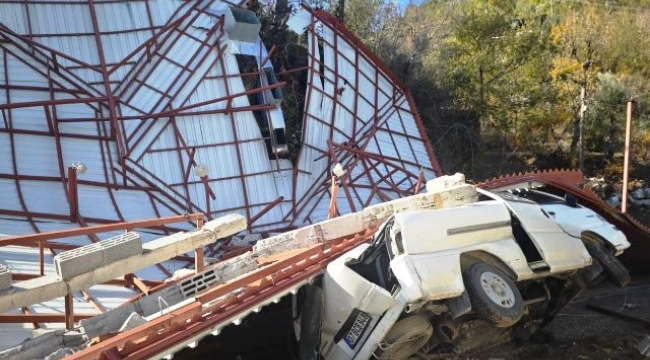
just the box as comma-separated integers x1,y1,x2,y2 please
100,232,142,264
0,263,11,291
202,213,247,239
251,230,299,257
178,252,257,298
211,252,256,283
425,173,466,193
318,212,364,242
390,193,436,214
53,232,141,280
0,330,64,360
440,185,478,207
53,243,103,280
179,268,222,298
362,202,395,228
0,275,66,314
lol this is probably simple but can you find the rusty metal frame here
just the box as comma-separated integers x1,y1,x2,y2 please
0,1,446,339
0,213,204,327
0,0,440,240
285,7,443,227
66,227,377,360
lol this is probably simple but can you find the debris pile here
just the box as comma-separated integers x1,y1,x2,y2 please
587,178,650,208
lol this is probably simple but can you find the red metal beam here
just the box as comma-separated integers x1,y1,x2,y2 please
68,167,79,223
20,306,40,329
309,7,443,174
248,196,285,228
0,29,103,110
3,53,40,235
65,293,74,330
87,0,126,160
0,213,203,247
109,2,192,80
82,289,107,314
67,228,377,360
124,274,151,296
0,96,107,110
0,313,96,323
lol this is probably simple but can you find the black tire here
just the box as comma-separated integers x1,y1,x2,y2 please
584,240,631,287
376,315,432,359
463,262,524,328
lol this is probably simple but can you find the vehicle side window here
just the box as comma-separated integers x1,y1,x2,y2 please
509,189,566,205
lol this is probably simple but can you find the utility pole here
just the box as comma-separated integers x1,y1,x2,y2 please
621,100,634,213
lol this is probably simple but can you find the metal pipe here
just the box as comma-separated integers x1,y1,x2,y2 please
622,100,633,213
195,214,205,273
64,293,74,330
68,167,78,223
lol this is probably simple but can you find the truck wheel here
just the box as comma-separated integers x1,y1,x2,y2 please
376,315,432,359
584,240,631,287
463,262,524,328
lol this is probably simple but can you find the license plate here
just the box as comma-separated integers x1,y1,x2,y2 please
344,310,370,349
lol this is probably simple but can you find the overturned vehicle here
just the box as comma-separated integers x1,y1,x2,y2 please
296,187,631,359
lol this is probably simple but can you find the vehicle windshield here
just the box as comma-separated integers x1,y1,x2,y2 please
478,189,537,205
344,218,396,291
506,189,567,205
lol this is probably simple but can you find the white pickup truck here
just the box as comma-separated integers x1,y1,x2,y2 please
313,186,630,360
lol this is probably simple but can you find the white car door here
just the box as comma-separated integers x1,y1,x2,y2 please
497,193,591,273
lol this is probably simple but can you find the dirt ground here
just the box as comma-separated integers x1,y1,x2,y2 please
471,275,650,360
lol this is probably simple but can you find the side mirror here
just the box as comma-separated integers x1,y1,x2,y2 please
565,193,578,208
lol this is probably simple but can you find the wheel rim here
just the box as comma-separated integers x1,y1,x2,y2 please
479,271,516,308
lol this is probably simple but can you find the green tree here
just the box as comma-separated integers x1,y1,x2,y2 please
586,72,628,160
439,1,556,159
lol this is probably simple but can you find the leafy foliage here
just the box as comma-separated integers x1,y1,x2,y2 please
259,0,650,177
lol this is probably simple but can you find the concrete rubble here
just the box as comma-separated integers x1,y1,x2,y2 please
0,330,84,360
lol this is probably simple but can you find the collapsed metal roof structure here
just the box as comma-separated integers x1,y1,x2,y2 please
0,0,442,354
0,0,441,237
0,2,649,358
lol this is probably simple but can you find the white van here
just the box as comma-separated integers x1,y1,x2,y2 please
315,188,630,360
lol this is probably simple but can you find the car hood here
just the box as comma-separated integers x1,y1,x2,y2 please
539,204,630,250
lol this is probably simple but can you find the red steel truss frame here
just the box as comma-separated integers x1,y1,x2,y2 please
0,213,204,328
0,0,444,342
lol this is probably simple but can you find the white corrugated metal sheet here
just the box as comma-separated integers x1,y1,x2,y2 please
0,3,444,355
0,0,440,233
